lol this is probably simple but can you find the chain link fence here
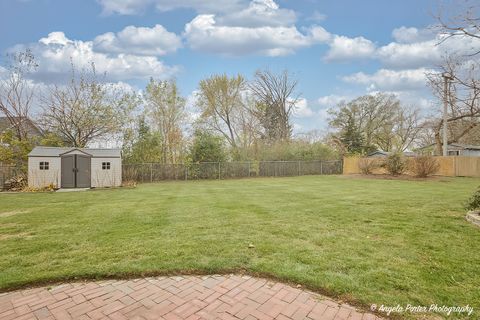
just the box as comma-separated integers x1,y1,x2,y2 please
122,160,342,183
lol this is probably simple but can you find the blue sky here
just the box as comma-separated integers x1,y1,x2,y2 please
0,0,457,134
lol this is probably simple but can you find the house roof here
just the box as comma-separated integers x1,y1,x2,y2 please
450,143,480,150
367,150,389,157
418,143,480,151
367,150,416,157
0,117,42,136
28,146,121,158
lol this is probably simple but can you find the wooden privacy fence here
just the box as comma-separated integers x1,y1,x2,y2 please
123,160,342,183
343,156,480,177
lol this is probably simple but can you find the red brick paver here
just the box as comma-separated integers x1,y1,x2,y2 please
0,275,382,320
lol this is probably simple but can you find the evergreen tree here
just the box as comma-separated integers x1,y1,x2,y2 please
189,130,227,163
339,116,365,154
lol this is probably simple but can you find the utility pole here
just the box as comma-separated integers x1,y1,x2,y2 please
442,72,454,156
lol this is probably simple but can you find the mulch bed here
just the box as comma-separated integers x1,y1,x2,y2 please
340,174,452,181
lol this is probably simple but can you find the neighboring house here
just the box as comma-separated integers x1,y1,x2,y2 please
28,147,122,189
0,116,43,140
417,143,480,157
367,150,416,158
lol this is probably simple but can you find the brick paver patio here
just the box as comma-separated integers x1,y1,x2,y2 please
0,275,382,320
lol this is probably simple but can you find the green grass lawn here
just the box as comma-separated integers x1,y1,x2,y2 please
1,176,480,316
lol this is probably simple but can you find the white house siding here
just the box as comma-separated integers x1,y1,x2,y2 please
91,157,122,188
28,157,61,188
462,150,480,157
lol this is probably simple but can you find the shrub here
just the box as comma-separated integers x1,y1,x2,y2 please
466,187,480,211
410,155,440,178
383,153,406,176
358,158,380,175
21,184,56,192
122,180,137,188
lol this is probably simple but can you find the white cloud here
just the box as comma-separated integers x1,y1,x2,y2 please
216,0,296,27
317,94,350,108
320,25,479,69
316,107,330,127
342,68,432,92
320,27,438,66
364,26,480,69
0,66,8,78
292,122,304,133
324,35,376,62
389,91,433,109
96,0,330,58
293,98,314,118
375,32,480,69
391,26,434,43
184,14,329,56
97,0,151,15
93,24,182,56
185,90,201,123
97,0,245,15
106,81,138,94
307,10,327,22
10,31,178,83
376,40,442,69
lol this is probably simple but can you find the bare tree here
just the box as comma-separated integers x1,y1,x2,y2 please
196,74,246,151
328,93,422,152
249,69,299,142
40,63,137,147
0,49,38,141
436,0,480,56
428,2,480,153
415,121,438,148
427,56,480,154
145,78,186,164
375,105,422,152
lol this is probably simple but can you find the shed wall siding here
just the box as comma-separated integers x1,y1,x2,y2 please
28,157,61,188
91,158,122,187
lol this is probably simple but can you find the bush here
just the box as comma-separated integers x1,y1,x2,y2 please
21,183,56,193
384,153,406,176
410,155,440,178
122,180,137,188
358,158,380,175
466,187,480,211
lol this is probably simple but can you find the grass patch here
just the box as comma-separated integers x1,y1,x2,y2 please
1,176,479,315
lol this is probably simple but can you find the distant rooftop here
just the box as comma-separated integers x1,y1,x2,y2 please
418,143,480,151
367,150,416,157
28,146,121,158
0,116,42,136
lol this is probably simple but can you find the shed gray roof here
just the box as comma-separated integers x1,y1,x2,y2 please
28,146,121,158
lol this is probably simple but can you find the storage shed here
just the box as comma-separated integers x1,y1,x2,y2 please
28,147,122,188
